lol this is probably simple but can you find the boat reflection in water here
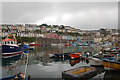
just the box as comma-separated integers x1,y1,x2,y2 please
2,54,22,66
3,46,116,79
104,70,120,80
69,59,80,66
2,51,29,78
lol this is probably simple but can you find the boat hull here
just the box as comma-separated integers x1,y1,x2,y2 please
62,66,97,79
70,54,80,59
65,44,71,46
89,58,103,66
103,60,120,70
30,44,40,46
2,45,23,58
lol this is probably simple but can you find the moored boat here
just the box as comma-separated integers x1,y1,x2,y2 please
83,51,93,58
30,42,40,46
1,73,25,80
70,54,80,59
102,58,120,70
62,66,97,79
51,53,70,58
1,34,24,58
64,44,71,46
19,43,29,50
89,58,103,66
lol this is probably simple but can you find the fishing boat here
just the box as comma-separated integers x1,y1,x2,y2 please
102,58,120,70
62,66,97,79
1,34,24,58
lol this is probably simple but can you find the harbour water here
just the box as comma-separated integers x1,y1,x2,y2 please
2,46,120,79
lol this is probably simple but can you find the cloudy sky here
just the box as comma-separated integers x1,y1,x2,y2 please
1,1,119,30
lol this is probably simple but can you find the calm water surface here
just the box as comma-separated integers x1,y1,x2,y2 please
2,46,120,79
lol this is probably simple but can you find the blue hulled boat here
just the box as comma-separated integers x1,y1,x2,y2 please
1,34,24,58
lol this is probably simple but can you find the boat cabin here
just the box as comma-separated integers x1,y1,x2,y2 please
1,34,17,45
1,39,17,45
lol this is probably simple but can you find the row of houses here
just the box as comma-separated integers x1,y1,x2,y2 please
1,24,78,33
2,32,77,41
1,24,119,43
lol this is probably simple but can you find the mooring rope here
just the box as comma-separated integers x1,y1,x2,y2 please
24,53,28,80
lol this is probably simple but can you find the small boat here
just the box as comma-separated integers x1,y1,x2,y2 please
1,73,25,80
1,34,24,58
78,43,83,46
19,43,29,50
75,52,82,55
89,58,103,66
102,57,120,70
103,48,111,52
62,66,97,79
93,53,103,58
93,53,114,59
70,53,83,59
83,51,93,58
30,42,40,46
64,44,71,46
51,43,58,46
90,53,114,67
83,43,89,46
53,53,70,58
29,46,35,50
104,47,119,53
70,54,80,59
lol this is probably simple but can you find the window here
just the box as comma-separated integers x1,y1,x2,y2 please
11,41,13,44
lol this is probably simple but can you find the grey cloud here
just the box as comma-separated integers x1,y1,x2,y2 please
2,2,118,30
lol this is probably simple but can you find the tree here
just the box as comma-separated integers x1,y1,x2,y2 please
99,28,110,36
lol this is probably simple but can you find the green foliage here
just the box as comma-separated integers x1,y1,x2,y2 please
99,28,110,36
16,37,36,43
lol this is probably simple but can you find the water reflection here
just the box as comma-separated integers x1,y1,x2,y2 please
2,54,22,66
2,46,118,79
69,59,80,66
2,54,28,77
104,70,120,80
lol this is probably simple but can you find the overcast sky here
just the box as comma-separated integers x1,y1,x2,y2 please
2,2,118,30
